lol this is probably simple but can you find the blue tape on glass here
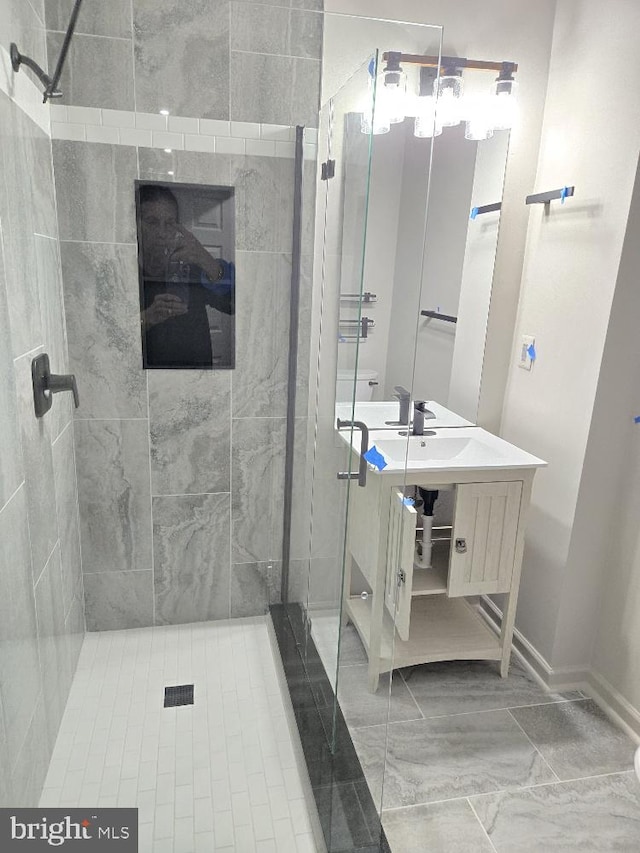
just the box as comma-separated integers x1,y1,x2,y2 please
470,207,479,220
363,446,387,471
368,58,376,78
527,343,537,361
402,497,415,507
634,416,640,424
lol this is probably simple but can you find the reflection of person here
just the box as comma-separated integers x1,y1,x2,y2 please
138,184,234,368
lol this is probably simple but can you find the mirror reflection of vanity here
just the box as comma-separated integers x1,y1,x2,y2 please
337,101,510,424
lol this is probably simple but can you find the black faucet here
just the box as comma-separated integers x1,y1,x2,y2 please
412,401,437,436
393,385,411,425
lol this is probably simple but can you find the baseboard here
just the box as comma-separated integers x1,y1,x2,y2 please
478,597,640,744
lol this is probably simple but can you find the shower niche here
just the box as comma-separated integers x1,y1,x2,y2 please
135,181,236,370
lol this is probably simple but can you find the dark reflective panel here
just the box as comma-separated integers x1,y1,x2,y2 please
136,181,235,369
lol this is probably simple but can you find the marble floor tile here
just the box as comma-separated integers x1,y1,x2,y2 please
401,658,583,719
510,699,636,780
336,665,423,729
382,800,494,853
471,772,640,852
352,712,557,809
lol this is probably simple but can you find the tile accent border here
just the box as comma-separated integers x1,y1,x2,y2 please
270,603,391,853
50,105,318,158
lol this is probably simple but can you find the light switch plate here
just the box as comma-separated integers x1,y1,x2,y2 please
519,335,536,370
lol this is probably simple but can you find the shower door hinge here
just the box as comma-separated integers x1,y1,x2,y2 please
321,159,336,180
397,569,406,586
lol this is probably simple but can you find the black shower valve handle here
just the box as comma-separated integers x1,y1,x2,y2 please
32,353,80,418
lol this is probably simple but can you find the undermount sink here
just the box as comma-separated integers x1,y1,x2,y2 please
337,426,546,474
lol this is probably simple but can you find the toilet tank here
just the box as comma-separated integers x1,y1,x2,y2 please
336,369,378,402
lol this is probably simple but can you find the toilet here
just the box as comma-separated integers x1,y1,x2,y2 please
336,369,378,402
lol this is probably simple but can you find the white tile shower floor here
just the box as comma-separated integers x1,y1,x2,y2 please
39,617,319,853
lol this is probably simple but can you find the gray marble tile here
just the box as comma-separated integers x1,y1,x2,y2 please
153,493,231,625
230,561,281,617
46,31,135,110
149,370,231,496
133,0,229,119
75,419,152,574
84,571,154,631
0,98,45,357
0,486,42,771
60,242,146,419
52,424,82,614
402,658,583,719
234,0,322,8
232,252,291,419
230,52,321,126
352,712,557,808
138,148,233,187
14,351,59,580
336,665,423,729
231,417,286,563
0,0,48,79
382,800,494,853
46,0,133,38
510,699,636,780
12,696,51,807
471,772,640,852
231,155,295,253
53,141,137,243
35,234,71,441
230,3,322,59
34,544,71,751
0,252,23,508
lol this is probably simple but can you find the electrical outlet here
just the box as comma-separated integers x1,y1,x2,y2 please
519,335,536,370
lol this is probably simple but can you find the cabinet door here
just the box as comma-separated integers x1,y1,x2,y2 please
385,489,417,641
448,481,522,597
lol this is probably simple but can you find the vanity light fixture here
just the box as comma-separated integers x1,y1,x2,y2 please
360,58,391,135
464,96,494,140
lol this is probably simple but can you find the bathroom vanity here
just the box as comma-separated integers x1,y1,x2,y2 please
337,420,546,692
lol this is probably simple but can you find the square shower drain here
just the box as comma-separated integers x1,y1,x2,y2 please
164,684,194,708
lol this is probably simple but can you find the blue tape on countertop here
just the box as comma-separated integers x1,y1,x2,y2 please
402,497,415,506
363,446,387,471
527,343,537,361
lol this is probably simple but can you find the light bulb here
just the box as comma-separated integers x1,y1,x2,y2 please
464,95,494,140
434,68,463,127
414,96,442,138
360,67,391,135
382,67,407,124
489,71,518,130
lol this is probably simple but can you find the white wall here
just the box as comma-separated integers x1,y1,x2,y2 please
326,0,558,430
499,0,640,668
584,160,640,712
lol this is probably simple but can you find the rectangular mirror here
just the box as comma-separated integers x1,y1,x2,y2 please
135,180,236,369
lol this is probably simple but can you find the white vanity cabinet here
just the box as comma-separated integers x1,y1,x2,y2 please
339,427,544,692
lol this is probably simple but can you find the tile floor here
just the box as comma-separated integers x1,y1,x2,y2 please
312,613,640,852
39,617,319,853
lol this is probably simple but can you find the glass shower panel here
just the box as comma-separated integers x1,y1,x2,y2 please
301,56,377,704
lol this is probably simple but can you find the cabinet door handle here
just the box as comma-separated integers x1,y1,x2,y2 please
455,538,467,554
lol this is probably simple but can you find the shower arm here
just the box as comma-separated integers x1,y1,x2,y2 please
10,0,84,103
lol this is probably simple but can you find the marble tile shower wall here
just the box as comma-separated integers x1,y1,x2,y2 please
0,1,85,804
48,0,322,631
